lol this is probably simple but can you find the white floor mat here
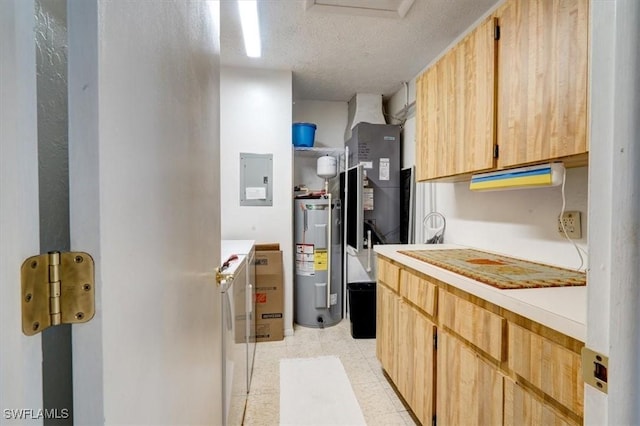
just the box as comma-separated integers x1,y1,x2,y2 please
279,355,367,426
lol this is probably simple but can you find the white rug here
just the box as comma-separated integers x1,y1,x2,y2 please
280,355,367,426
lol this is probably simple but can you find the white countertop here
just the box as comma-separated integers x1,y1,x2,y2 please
221,240,255,261
374,244,586,342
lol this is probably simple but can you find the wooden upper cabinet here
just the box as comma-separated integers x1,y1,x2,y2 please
415,16,497,181
496,0,589,168
415,0,589,181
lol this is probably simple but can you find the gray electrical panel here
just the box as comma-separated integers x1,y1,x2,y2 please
240,153,273,206
345,123,401,245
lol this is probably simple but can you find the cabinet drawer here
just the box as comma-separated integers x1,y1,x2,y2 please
399,269,437,317
439,291,505,362
504,377,579,426
377,257,400,292
508,323,583,416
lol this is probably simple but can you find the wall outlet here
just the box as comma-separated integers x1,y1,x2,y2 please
558,211,582,239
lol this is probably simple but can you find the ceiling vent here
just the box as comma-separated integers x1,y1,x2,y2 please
344,93,386,141
305,0,416,19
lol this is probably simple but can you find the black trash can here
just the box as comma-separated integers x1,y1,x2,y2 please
347,282,376,339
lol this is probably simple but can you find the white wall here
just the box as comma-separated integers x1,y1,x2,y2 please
293,100,347,192
220,67,294,335
386,81,417,169
69,1,222,424
0,0,43,418
587,0,640,424
432,168,588,269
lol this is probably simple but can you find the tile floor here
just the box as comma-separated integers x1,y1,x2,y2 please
242,319,420,426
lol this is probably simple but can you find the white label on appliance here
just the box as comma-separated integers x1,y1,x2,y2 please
363,187,374,211
245,186,266,200
330,293,337,305
296,244,314,254
296,244,315,276
296,261,314,276
379,158,390,180
361,161,373,169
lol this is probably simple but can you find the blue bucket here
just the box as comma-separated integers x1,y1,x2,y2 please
292,122,316,147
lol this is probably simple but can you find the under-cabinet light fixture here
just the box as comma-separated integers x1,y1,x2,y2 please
238,0,261,58
469,163,565,191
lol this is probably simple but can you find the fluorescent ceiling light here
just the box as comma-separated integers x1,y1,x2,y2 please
469,163,565,191
238,0,261,58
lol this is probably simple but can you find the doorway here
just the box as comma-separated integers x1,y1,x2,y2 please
35,0,74,424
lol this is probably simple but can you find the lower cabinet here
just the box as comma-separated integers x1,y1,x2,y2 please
397,301,435,425
504,377,580,426
437,331,504,426
375,255,585,425
508,323,584,417
376,282,399,383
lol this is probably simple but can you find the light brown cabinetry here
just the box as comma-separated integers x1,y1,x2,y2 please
378,257,400,292
504,377,579,426
397,300,435,425
375,255,584,425
437,331,504,426
415,16,497,181
399,269,437,317
439,290,505,362
508,323,584,417
376,282,399,383
415,0,589,181
496,0,589,168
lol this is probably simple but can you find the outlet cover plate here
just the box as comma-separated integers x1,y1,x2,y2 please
558,211,582,238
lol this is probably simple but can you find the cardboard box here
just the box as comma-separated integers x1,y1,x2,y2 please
255,245,284,342
255,242,280,251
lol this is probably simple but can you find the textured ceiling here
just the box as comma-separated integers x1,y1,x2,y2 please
221,0,501,101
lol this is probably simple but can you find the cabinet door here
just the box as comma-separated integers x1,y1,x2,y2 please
497,0,589,167
437,331,503,426
397,301,435,426
376,283,399,382
504,377,580,426
415,16,497,181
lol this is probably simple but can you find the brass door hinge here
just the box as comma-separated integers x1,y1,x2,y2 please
582,347,608,394
21,251,95,336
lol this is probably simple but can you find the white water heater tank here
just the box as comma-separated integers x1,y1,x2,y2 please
317,155,337,179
